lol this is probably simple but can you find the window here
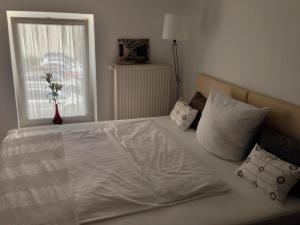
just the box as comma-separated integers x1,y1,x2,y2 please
7,11,97,127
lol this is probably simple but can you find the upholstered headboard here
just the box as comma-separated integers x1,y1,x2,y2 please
196,74,300,141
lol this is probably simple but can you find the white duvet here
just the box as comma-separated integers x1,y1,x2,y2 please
63,120,229,223
0,128,78,225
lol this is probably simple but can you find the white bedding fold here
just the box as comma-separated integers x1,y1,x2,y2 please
64,120,229,223
111,120,229,204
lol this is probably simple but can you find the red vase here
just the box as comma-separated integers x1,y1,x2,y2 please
53,103,63,125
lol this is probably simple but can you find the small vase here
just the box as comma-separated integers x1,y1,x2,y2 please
53,103,63,125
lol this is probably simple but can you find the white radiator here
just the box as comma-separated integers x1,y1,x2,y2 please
110,64,171,119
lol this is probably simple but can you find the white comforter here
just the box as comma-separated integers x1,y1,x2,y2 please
63,120,229,223
0,128,78,225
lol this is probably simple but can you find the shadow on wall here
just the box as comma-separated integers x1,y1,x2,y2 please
182,0,225,101
200,0,225,38
0,8,18,141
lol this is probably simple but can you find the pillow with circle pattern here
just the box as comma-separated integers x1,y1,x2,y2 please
237,143,300,203
170,100,198,131
254,124,300,198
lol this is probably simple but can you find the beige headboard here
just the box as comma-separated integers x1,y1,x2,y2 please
196,74,300,141
196,74,248,102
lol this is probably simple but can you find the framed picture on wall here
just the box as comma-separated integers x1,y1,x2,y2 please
118,39,150,64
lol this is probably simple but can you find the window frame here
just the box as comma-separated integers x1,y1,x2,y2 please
7,11,97,127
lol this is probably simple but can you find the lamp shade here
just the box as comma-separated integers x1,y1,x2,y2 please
162,14,188,41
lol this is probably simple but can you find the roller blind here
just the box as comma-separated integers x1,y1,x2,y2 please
15,21,88,120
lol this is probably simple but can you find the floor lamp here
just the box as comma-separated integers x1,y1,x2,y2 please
162,14,188,100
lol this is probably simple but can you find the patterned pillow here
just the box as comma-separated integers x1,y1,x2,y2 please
170,100,198,131
237,143,300,203
254,125,300,198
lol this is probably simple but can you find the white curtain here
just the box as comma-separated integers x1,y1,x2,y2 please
16,22,88,120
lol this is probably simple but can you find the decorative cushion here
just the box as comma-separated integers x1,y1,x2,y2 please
255,125,300,165
196,89,268,161
189,92,207,129
255,125,300,198
237,144,300,203
170,100,198,131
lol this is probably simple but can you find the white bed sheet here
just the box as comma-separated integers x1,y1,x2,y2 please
59,117,300,225
62,119,228,223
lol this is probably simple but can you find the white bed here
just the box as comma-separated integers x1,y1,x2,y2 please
58,117,300,225
2,74,300,225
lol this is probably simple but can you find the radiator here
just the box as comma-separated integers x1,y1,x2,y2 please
110,64,172,119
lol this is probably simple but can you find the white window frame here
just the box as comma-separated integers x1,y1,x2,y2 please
7,11,97,127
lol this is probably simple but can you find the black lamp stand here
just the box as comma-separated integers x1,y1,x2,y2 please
172,40,180,100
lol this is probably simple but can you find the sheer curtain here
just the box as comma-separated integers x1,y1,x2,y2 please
16,22,88,120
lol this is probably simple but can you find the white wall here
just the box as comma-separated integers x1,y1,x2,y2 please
3,0,300,141
183,0,300,106
0,0,185,140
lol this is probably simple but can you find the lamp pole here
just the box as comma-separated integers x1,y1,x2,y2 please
172,40,180,100
162,14,187,100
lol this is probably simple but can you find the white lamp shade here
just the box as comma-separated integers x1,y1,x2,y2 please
162,14,188,41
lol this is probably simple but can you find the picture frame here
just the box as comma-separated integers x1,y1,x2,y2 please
118,39,150,64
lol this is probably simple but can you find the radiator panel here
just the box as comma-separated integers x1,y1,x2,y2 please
111,64,171,120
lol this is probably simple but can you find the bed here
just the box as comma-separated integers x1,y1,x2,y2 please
1,74,300,225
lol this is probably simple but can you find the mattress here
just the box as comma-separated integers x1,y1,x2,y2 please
58,116,300,225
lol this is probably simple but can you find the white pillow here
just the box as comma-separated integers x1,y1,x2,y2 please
237,144,300,203
170,100,198,131
196,89,268,161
